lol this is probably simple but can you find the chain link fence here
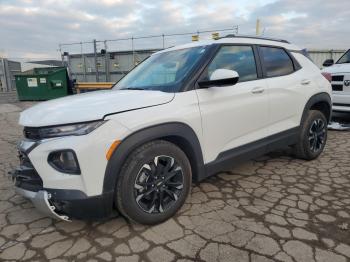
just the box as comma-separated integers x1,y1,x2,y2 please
59,27,239,82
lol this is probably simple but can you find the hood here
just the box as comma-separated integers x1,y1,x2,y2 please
19,90,174,127
322,63,350,74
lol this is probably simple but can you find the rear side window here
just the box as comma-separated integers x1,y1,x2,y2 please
205,45,258,82
260,47,294,77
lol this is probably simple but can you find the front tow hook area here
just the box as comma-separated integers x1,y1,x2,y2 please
14,187,71,222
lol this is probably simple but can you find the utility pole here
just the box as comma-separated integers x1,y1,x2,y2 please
93,39,99,82
256,19,261,36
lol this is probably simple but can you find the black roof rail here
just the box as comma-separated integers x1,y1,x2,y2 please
220,34,290,44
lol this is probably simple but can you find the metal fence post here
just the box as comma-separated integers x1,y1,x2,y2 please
104,40,110,82
80,42,87,82
131,36,135,67
93,39,99,82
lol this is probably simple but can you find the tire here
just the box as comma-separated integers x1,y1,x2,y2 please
116,140,192,225
294,110,328,160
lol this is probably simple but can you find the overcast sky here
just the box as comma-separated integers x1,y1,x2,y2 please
0,0,349,60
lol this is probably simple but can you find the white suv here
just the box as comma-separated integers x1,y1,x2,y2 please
322,49,350,112
10,36,332,224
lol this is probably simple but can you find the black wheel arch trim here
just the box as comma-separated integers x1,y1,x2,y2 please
301,92,332,124
103,122,205,196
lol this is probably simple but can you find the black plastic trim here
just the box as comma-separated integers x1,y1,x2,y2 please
333,103,350,107
45,188,114,220
198,77,239,88
184,44,221,91
203,127,299,180
252,45,264,79
220,34,290,44
103,122,205,194
300,92,332,124
9,165,43,192
47,149,81,175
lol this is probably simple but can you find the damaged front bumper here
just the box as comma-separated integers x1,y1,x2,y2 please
14,186,70,221
9,138,115,221
8,166,70,221
8,139,70,221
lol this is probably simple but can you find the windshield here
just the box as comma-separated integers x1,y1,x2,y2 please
337,49,350,64
114,46,207,92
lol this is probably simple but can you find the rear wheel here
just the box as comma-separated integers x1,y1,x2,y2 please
294,110,327,160
116,140,191,224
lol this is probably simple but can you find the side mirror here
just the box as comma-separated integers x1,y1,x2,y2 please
198,69,239,88
323,59,334,67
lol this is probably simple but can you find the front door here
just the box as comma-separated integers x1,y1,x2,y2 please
195,45,270,163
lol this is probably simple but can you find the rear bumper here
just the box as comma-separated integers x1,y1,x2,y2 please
333,103,350,112
332,93,350,112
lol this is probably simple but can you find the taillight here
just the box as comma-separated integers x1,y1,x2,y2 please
321,72,332,82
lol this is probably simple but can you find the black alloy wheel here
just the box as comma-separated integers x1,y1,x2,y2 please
294,110,328,160
134,155,184,214
308,118,326,153
115,140,191,224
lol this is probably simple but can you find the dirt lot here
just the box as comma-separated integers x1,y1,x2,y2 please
0,102,349,262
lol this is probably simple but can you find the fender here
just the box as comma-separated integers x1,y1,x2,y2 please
300,92,332,124
103,122,205,197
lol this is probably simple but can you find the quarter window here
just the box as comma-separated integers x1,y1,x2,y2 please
204,46,258,82
260,47,294,77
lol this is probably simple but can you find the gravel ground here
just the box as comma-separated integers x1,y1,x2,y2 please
0,102,349,262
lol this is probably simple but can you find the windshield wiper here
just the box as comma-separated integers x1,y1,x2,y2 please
121,87,145,90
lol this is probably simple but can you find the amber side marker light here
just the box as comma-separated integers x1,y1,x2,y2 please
106,140,121,160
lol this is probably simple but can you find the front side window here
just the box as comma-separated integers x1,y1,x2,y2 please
203,45,258,82
260,47,294,77
336,49,350,64
113,46,207,92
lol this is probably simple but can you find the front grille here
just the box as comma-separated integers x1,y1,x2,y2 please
332,75,344,82
332,84,343,91
23,126,41,140
14,151,43,192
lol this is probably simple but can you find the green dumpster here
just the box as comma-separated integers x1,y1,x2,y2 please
15,67,70,101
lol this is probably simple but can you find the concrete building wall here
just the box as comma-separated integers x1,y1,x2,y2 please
67,48,348,83
0,59,21,92
308,49,346,68
68,49,159,82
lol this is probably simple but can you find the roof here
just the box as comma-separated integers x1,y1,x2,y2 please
157,35,302,54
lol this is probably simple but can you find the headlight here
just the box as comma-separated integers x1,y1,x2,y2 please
24,120,106,139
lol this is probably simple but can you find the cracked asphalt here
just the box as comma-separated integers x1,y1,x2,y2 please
0,102,350,262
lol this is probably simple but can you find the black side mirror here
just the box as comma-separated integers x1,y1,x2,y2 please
323,59,334,67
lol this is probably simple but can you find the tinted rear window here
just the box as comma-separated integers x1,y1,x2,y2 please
261,47,294,77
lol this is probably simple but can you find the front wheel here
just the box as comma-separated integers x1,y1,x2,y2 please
116,140,192,225
294,110,328,160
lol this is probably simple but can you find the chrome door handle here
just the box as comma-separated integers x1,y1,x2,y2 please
301,79,311,85
251,87,265,94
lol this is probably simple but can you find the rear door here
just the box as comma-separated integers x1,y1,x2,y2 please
259,46,306,135
195,45,270,163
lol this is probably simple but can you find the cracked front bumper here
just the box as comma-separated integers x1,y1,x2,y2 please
14,187,70,221
10,135,117,221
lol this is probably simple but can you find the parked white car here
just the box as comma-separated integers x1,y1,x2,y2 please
10,36,332,224
322,49,350,112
